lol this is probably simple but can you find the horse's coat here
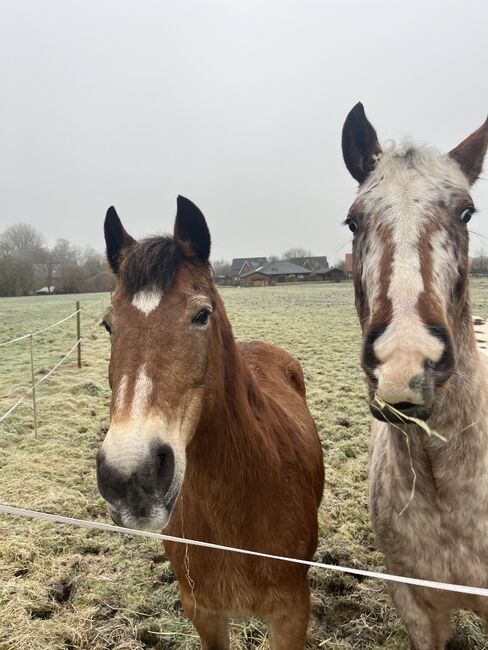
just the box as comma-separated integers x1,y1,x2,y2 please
342,103,488,649
96,196,324,649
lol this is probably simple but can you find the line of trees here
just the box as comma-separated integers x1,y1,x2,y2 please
0,223,114,297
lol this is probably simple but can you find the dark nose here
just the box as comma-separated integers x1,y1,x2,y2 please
96,442,175,518
426,325,455,385
361,324,387,382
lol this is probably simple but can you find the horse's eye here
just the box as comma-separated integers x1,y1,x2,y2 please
192,309,212,327
460,206,475,224
346,216,358,234
102,320,112,335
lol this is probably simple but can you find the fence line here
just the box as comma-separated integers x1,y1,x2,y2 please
0,306,105,425
0,338,82,423
0,297,107,348
3,298,488,600
0,309,81,347
1,503,488,599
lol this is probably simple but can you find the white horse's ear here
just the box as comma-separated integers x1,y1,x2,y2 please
174,195,211,262
342,102,382,184
104,207,136,273
449,116,488,185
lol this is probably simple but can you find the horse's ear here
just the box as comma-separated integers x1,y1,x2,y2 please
448,116,488,185
104,206,136,274
342,102,382,184
174,195,211,262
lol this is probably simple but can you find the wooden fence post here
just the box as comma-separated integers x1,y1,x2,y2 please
76,301,81,369
29,333,38,437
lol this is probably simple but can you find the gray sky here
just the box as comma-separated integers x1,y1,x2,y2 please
1,0,487,264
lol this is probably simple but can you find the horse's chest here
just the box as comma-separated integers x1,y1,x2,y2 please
372,448,488,588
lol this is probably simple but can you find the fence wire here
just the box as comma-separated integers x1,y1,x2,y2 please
1,503,488,598
0,304,105,424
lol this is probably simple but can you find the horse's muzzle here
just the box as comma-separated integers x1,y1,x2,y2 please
96,442,180,531
370,401,432,423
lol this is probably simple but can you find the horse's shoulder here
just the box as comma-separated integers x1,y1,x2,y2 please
238,340,306,398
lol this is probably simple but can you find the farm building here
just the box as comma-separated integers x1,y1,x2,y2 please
344,253,353,274
231,257,268,281
289,256,329,272
313,267,346,282
35,285,56,295
238,260,311,286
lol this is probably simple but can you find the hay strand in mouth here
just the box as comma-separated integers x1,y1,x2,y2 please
372,395,447,442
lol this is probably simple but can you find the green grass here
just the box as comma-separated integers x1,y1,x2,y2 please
1,281,488,649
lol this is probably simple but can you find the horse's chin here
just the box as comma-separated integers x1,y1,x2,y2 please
369,401,432,423
107,503,173,532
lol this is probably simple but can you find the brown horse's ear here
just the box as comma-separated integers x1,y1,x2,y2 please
342,102,382,184
449,116,488,185
174,195,211,262
104,206,136,274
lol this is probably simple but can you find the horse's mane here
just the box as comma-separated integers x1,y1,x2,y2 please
120,236,182,294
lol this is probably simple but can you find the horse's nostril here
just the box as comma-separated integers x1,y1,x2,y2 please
152,443,175,493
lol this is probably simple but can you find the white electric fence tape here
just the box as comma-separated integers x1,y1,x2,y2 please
0,313,103,423
1,503,488,598
0,309,81,347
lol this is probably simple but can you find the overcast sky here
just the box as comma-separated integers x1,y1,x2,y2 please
1,0,487,263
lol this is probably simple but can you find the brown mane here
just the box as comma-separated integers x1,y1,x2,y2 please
119,235,183,295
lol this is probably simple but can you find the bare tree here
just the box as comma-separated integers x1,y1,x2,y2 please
282,247,312,260
212,259,232,276
0,223,45,256
471,248,487,274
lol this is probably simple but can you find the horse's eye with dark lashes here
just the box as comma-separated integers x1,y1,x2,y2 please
102,320,112,335
345,216,358,234
192,309,212,327
460,206,475,224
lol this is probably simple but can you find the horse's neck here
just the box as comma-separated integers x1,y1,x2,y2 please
190,314,267,479
388,312,488,487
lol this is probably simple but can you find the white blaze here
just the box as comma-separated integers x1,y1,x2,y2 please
354,143,470,402
114,374,128,414
132,365,153,420
132,287,163,316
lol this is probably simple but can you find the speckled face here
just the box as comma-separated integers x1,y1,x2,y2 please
347,145,473,417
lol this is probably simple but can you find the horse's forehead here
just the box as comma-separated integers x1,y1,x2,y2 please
132,286,164,316
356,148,470,216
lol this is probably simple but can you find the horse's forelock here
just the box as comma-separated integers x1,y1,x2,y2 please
120,236,182,295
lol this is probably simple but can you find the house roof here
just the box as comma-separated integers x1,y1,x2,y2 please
36,286,55,294
240,260,311,277
231,257,268,276
315,266,345,275
288,256,328,271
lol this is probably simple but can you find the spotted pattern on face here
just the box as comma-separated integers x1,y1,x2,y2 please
351,143,471,329
349,143,472,404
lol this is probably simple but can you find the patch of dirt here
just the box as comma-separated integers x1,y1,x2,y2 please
48,577,76,604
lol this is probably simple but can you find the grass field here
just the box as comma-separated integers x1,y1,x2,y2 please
1,281,488,650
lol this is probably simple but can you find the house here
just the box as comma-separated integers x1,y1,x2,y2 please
35,285,56,295
238,261,311,287
345,253,353,274
313,267,346,282
288,256,329,272
231,257,268,282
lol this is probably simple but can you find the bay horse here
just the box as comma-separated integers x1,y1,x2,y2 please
96,196,324,649
342,103,488,649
